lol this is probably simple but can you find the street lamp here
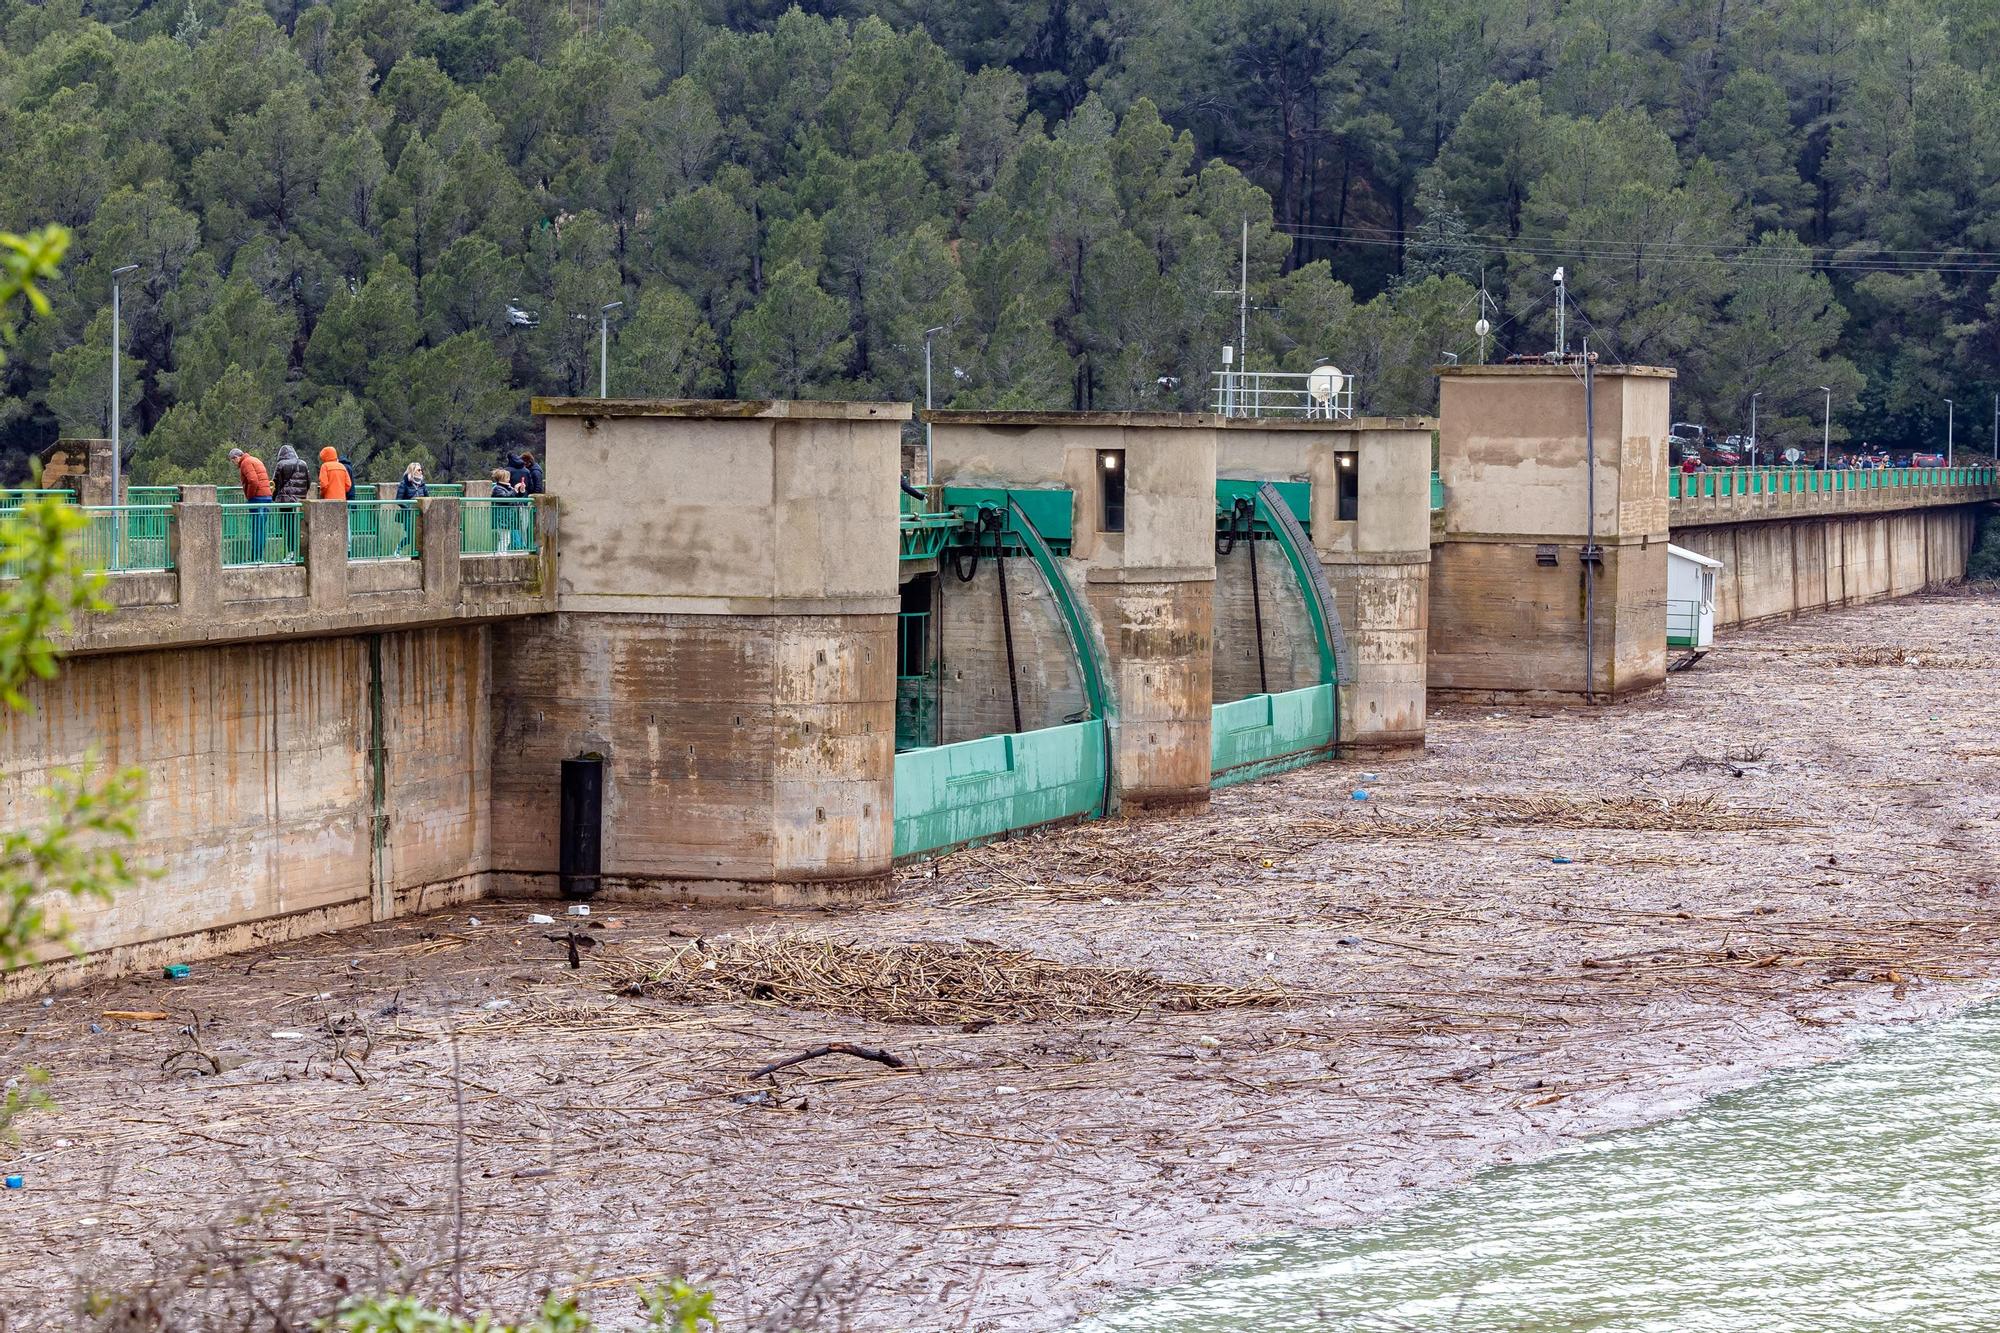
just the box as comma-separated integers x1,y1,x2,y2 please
922,324,945,484
109,265,138,508
1749,391,1761,467
1818,386,1832,470
1945,397,1954,466
597,301,623,398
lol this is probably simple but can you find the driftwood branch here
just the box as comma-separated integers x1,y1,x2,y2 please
751,1043,906,1081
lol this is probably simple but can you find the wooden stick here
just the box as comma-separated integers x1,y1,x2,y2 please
751,1042,907,1080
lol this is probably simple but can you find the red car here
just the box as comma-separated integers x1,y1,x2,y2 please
1911,452,1946,466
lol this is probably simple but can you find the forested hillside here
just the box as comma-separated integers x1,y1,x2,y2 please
2,0,1996,482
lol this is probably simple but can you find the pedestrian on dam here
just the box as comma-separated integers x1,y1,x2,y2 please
520,451,544,495
318,446,353,501
228,447,273,557
491,466,520,550
504,452,531,496
395,462,428,554
272,444,310,503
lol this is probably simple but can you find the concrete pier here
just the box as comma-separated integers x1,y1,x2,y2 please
494,399,909,903
926,411,1218,815
1216,417,1435,754
1429,365,1673,703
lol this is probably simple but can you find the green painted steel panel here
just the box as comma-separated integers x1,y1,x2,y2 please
893,719,1107,859
1210,684,1336,788
941,486,1074,542
1217,478,1312,531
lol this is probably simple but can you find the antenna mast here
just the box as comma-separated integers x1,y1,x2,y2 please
1239,218,1249,376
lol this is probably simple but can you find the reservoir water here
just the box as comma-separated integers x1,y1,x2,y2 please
1083,1004,2000,1331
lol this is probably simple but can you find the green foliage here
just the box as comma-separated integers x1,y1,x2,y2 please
324,1281,717,1333
3,1,2000,469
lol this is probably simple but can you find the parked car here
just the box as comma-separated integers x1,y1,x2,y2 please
1911,452,1946,466
1705,445,1742,466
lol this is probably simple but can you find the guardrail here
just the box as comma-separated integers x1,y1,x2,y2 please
1671,464,1996,499
221,503,304,567
347,500,421,560
78,505,175,573
1211,370,1357,419
460,497,537,554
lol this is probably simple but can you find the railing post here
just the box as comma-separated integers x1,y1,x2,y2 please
420,497,461,609
173,492,221,619
305,499,350,614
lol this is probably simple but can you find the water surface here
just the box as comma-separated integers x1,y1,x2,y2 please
1083,1005,2000,1331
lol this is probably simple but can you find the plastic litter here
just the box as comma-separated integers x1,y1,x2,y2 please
1195,1036,1222,1050
466,916,482,927
480,998,514,1011
994,1086,1021,1096
3,1176,22,1190
525,913,555,925
161,964,191,980
565,904,591,917
1351,789,1370,801
1552,856,1574,865
270,1030,307,1040
1337,936,1362,946
1359,771,1380,781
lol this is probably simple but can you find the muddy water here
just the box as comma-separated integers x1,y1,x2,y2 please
1083,1005,2000,1331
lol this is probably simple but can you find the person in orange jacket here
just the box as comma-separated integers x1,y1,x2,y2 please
317,446,353,501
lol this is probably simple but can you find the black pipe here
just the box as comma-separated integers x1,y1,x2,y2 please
900,474,926,503
995,530,1024,734
1247,505,1269,694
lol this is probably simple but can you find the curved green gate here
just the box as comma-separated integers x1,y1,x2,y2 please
891,495,1114,859
1210,481,1345,788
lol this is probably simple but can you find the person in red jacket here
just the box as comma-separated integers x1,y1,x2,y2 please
228,447,274,559
317,446,353,501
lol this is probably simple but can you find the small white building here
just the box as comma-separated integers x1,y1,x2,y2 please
1667,543,1722,652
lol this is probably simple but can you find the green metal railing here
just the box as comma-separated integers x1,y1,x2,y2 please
221,503,304,566
1670,464,1997,500
347,500,421,560
1430,471,1444,511
460,497,537,554
0,488,76,513
900,509,959,561
126,486,180,507
78,506,175,572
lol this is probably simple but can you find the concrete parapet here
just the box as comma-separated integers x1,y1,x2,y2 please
1670,472,2000,528
926,411,1218,815
502,398,909,901
1430,365,1673,703
60,495,558,656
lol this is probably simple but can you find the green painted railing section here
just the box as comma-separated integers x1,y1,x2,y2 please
460,497,537,554
899,507,958,560
1670,465,1996,500
221,503,303,566
125,486,180,507
892,719,1107,859
1211,684,1337,788
78,506,174,573
347,500,421,560
1430,471,1444,511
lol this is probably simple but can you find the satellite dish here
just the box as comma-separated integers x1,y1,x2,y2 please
1474,317,1491,337
1306,364,1345,404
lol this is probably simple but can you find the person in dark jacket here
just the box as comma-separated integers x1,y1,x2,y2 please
519,450,544,495
394,462,427,554
505,452,530,496
272,444,310,502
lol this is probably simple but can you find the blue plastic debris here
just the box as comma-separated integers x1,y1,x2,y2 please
3,1176,22,1190
162,964,191,980
1552,856,1573,865
1350,789,1370,801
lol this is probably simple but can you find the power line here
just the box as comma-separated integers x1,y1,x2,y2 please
1273,223,2000,276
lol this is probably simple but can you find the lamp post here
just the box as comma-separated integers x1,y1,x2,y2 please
109,265,138,509
597,301,622,398
1749,391,1761,467
1945,397,1954,466
922,324,945,484
1818,385,1832,470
